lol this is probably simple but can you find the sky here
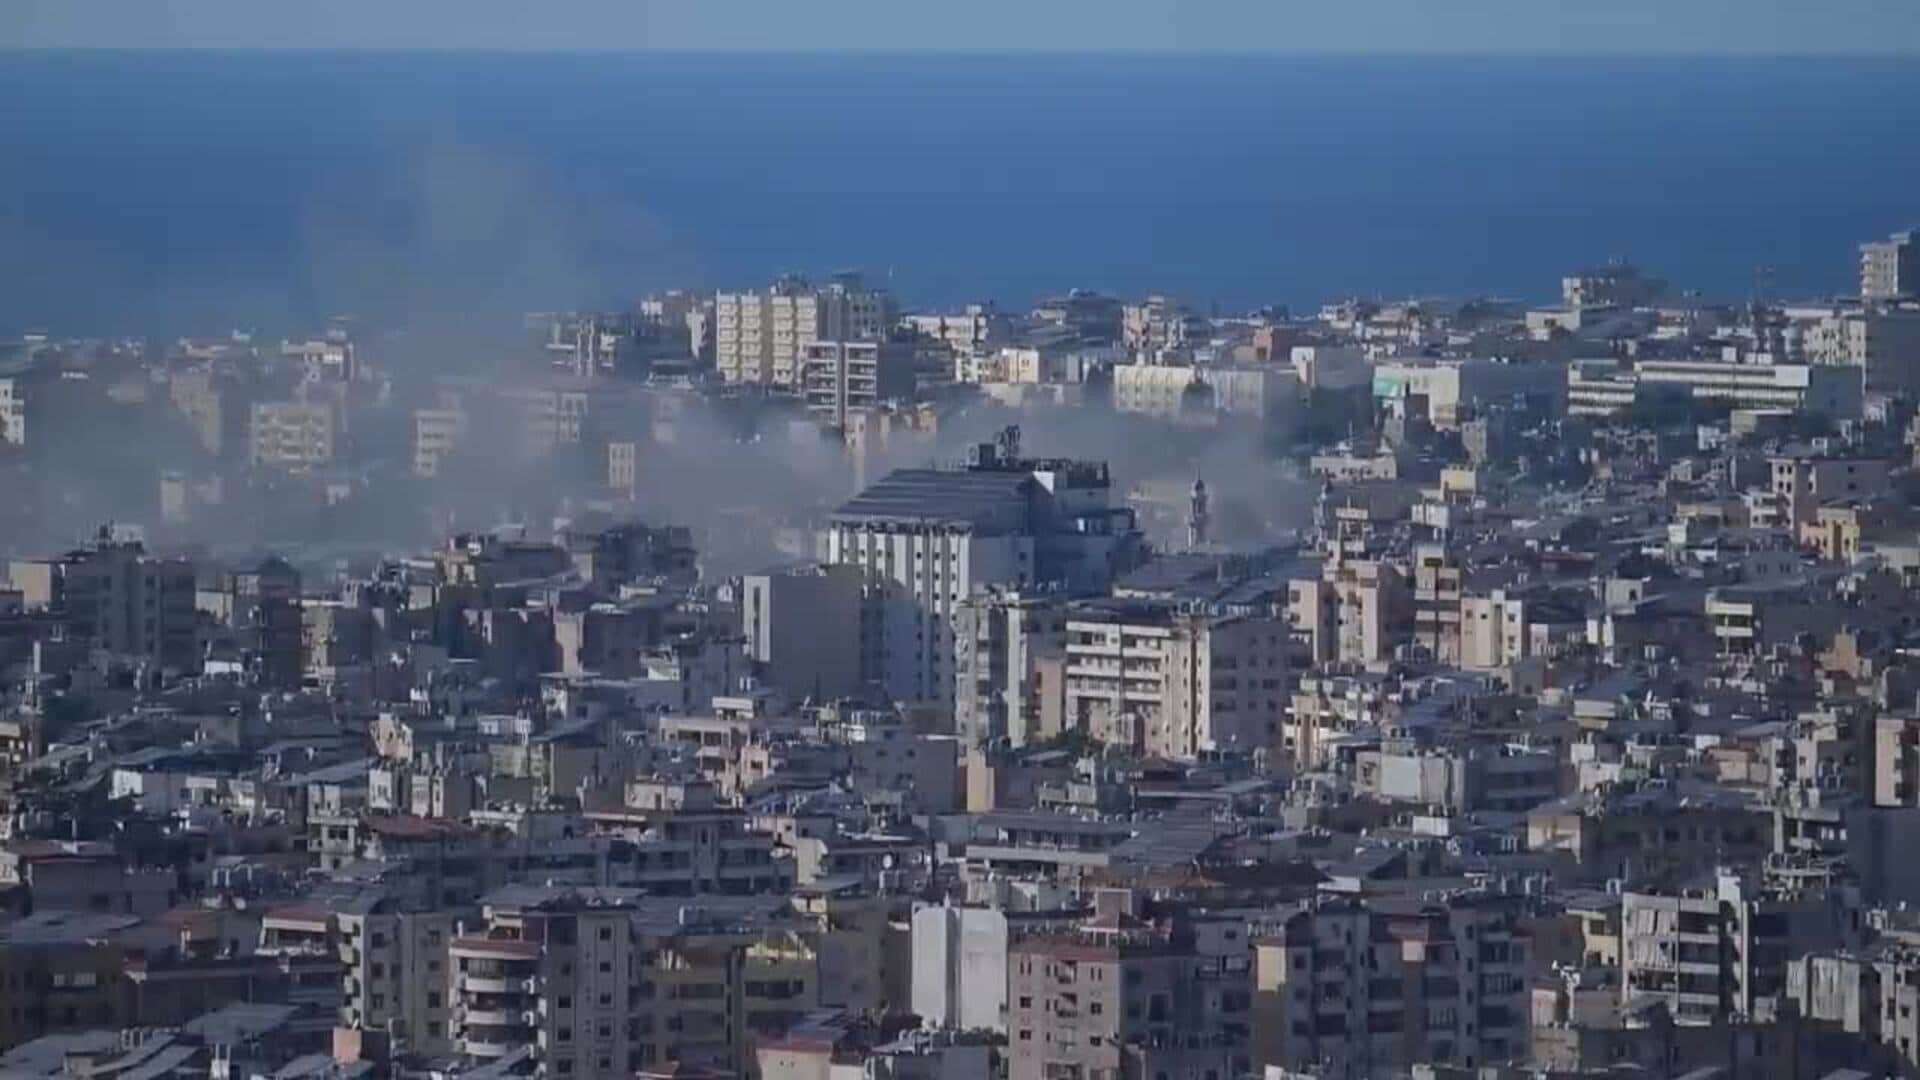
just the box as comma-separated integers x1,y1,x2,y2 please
5,0,1920,55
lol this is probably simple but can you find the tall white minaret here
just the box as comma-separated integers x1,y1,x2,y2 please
1187,474,1211,551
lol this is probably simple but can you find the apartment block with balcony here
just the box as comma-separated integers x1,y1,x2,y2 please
1252,895,1529,1078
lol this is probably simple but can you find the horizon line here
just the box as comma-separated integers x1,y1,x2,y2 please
6,45,1920,60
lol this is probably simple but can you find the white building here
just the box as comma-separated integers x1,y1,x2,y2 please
0,378,22,446
823,430,1142,706
910,903,1009,1034
1112,363,1297,423
1861,229,1919,300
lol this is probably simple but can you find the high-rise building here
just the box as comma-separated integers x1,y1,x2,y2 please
0,378,25,447
1252,894,1530,1077
1061,599,1289,761
954,589,1068,748
741,563,866,701
16,531,199,672
800,340,917,429
1008,891,1251,1080
1861,229,1919,301
715,273,895,389
823,427,1144,706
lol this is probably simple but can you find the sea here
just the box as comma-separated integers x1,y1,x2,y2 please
1,50,1918,336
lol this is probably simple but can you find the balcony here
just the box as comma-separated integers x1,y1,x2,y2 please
459,975,522,994
461,1006,534,1027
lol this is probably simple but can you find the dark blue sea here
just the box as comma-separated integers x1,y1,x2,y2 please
2,51,1918,335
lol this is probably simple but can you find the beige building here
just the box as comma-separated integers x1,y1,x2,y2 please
1253,895,1529,1077
1008,893,1250,1080
1770,454,1890,529
1112,363,1297,423
1861,228,1918,300
1121,294,1203,358
1288,560,1410,668
715,273,894,388
1062,600,1288,760
249,400,336,470
1802,306,1920,396
412,406,468,478
954,590,1068,748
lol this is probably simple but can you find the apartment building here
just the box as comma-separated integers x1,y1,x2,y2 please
450,888,820,1077
800,340,916,429
1861,229,1919,301
1061,599,1289,761
1621,871,1856,1022
10,533,199,672
1121,295,1205,359
741,564,866,702
1770,454,1892,530
1007,892,1251,1080
413,406,468,478
715,273,894,389
249,400,336,471
449,889,643,1076
1252,895,1529,1078
953,589,1068,749
0,377,24,446
1802,307,1920,396
1288,559,1411,669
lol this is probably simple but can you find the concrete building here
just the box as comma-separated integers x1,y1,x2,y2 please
0,377,24,446
1008,894,1251,1080
1121,295,1205,359
1288,560,1411,669
1861,229,1919,301
412,406,468,479
1563,262,1666,310
11,532,199,672
741,564,866,702
910,903,1009,1034
903,304,1003,354
1634,358,1864,419
1112,364,1298,424
1062,599,1289,761
1371,358,1565,429
448,890,642,1076
953,590,1067,748
800,340,916,429
1803,306,1920,396
249,400,336,471
1621,871,1855,1022
715,273,894,389
823,428,1142,706
1253,895,1529,1078
1770,454,1891,530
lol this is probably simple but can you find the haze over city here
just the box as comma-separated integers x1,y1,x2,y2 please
0,6,1919,1080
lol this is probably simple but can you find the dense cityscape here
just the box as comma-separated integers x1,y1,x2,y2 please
0,223,1917,1080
